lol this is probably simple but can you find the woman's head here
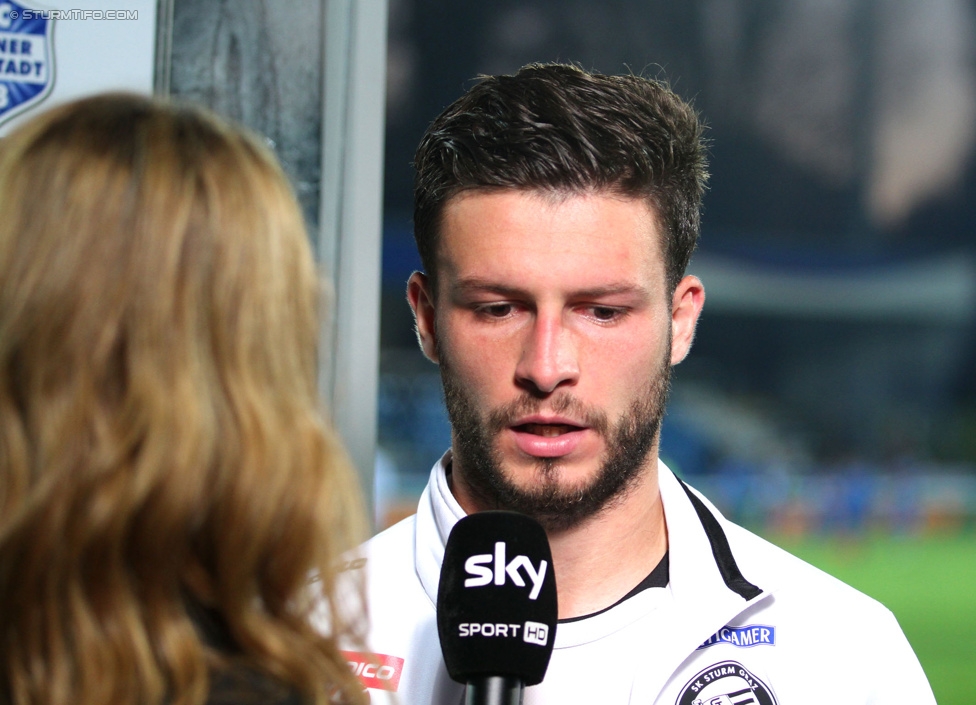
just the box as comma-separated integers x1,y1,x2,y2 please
0,93,364,705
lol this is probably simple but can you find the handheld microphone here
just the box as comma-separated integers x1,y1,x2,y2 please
437,511,558,705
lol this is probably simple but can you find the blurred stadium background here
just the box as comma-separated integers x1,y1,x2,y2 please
376,1,976,700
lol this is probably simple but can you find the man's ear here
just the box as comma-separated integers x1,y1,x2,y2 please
670,275,705,365
407,271,439,363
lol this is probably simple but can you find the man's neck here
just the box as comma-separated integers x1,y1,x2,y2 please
545,467,667,620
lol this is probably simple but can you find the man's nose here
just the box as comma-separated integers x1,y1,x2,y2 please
514,314,579,395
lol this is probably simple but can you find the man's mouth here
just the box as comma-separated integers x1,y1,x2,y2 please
507,418,589,458
515,423,582,437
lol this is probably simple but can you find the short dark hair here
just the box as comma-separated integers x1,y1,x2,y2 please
413,62,709,295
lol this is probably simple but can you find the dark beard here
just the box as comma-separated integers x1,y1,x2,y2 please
440,346,672,533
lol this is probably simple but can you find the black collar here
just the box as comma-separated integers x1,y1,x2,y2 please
675,476,763,601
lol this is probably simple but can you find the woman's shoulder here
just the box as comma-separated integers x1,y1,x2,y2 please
205,665,304,705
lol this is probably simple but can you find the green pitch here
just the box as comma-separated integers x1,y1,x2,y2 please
767,532,976,704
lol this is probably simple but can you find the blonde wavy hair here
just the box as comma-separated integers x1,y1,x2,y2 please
0,94,366,705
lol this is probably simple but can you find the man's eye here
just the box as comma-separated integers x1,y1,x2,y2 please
590,306,622,321
477,303,514,318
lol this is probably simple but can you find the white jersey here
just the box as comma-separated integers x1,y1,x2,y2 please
342,452,934,704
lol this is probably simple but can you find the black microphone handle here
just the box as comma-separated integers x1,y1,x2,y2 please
465,675,524,705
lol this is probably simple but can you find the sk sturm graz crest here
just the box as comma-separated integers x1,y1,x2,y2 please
0,0,54,127
676,661,778,705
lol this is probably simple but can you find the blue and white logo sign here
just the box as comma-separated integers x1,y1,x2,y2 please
0,0,54,126
698,625,776,650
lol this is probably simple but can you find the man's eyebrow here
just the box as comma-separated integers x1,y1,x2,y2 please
451,277,652,301
569,284,652,300
450,278,525,297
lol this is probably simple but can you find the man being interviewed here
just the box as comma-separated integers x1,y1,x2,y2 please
345,63,935,704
